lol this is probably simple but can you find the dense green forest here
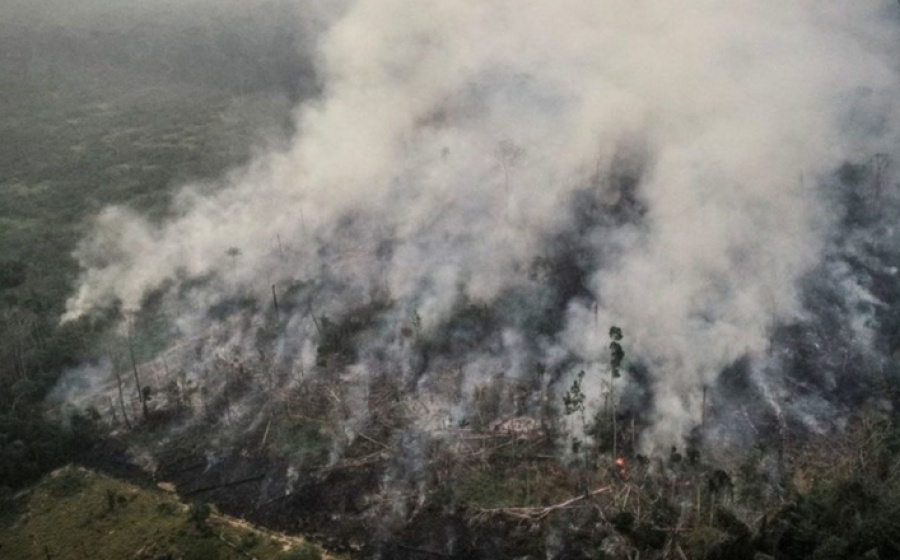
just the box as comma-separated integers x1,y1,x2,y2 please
0,0,305,493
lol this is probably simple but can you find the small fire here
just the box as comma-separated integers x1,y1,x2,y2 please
615,457,627,478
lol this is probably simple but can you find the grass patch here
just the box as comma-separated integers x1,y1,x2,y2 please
0,465,339,560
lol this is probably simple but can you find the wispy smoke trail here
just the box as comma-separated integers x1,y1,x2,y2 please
63,1,900,448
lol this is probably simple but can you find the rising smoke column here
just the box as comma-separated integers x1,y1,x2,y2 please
64,1,900,448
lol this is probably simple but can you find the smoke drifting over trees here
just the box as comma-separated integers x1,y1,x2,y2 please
59,1,900,452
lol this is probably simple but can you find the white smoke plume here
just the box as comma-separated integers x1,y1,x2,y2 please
63,1,900,449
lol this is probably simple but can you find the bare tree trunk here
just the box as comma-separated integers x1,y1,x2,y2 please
611,372,617,461
271,284,279,314
128,322,148,419
702,385,707,429
107,396,119,426
113,361,131,430
631,415,635,451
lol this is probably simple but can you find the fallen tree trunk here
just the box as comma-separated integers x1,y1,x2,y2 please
472,485,612,521
185,473,267,496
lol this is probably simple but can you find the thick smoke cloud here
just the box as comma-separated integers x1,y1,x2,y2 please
63,1,900,449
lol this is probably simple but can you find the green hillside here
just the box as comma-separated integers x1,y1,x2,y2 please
0,465,335,560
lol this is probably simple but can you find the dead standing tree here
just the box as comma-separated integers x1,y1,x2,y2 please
111,353,132,430
609,326,624,461
127,315,148,419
